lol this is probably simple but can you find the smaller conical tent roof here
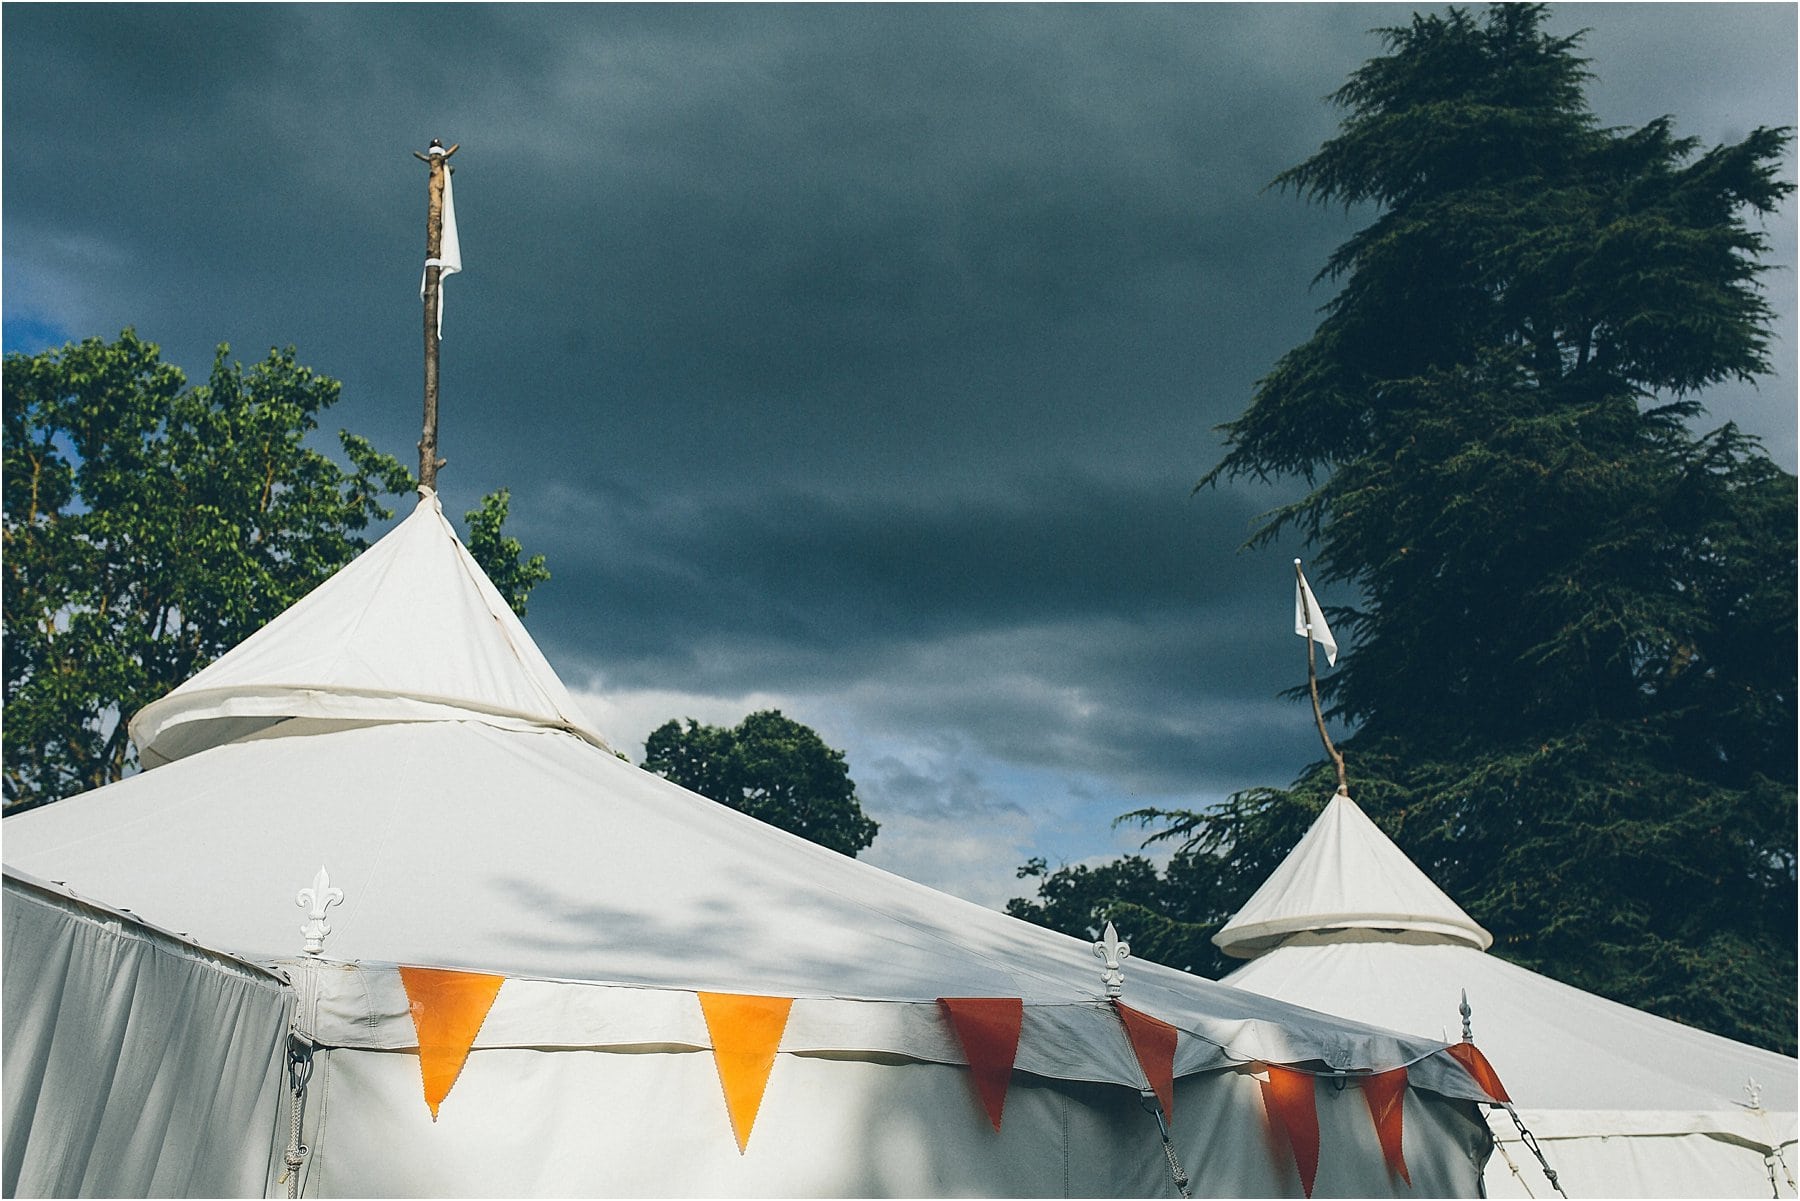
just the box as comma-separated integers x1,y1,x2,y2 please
1213,792,1492,958
1217,793,1798,1199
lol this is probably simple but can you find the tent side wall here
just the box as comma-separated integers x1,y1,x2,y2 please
1484,1120,1800,1199
287,1046,1490,1198
3,875,293,1198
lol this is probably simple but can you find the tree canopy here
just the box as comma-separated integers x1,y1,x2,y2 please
3,330,548,809
642,709,879,856
1013,5,1796,1053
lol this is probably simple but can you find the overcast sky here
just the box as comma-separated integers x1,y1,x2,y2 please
5,3,1794,907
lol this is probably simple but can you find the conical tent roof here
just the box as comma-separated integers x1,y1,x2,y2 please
130,488,608,768
1213,792,1492,958
1217,794,1797,1198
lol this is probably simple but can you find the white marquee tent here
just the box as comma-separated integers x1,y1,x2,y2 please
4,492,1506,1197
1215,792,1799,1199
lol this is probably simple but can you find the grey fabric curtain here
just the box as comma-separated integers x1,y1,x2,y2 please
4,873,292,1198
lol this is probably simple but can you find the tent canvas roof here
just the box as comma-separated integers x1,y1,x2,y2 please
1213,793,1492,958
2,494,1491,1096
129,489,609,768
1215,794,1795,1154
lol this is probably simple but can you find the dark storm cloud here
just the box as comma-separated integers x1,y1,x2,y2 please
522,466,1322,795
5,4,1793,899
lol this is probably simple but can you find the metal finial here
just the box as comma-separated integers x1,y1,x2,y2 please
1094,920,1131,999
296,866,345,955
1459,989,1473,1042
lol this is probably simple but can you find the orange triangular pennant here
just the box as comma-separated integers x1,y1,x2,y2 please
397,966,505,1121
1445,1041,1511,1102
1114,1001,1178,1125
1361,1068,1412,1186
697,993,793,1153
937,997,1023,1131
1262,1065,1322,1199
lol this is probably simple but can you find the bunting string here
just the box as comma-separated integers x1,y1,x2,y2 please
383,964,1495,1194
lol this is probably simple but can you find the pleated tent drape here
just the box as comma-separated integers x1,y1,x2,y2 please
3,872,293,1198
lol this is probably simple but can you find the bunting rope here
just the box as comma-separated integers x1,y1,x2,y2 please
363,960,1520,1191
1767,1151,1782,1200
1772,1142,1796,1195
277,1034,313,1199
1491,1136,1538,1198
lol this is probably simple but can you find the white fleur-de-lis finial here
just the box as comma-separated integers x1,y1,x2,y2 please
296,866,345,955
1746,1077,1764,1109
1460,989,1473,1042
1094,920,1131,999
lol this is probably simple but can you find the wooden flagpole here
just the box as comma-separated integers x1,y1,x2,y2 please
412,138,459,491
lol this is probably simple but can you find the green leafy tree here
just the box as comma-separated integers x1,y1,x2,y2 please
1014,5,1796,1053
1005,852,1223,974
3,330,549,810
642,709,879,856
463,488,549,617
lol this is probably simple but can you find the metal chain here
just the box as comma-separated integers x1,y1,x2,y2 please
1502,1104,1566,1199
1139,1092,1191,1198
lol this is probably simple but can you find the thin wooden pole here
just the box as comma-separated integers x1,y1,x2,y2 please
412,139,459,490
1296,559,1350,797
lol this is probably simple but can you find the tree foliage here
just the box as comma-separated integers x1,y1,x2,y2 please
1013,5,1796,1053
3,330,548,810
642,709,879,856
463,488,549,617
1005,852,1226,976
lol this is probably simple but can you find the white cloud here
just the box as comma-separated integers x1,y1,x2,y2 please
566,681,794,761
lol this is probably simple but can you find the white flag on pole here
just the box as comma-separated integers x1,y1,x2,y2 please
420,160,462,338
1294,562,1338,666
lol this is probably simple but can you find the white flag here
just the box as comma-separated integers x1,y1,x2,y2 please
420,163,462,338
1294,563,1338,666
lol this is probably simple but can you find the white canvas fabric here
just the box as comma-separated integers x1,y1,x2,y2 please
280,1044,1489,1198
6,717,1491,1102
3,872,293,1198
1217,796,1798,1198
130,489,607,768
3,495,1500,1196
1214,793,1493,957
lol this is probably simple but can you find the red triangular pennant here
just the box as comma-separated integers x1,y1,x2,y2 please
1445,1041,1511,1102
397,967,505,1121
938,997,1023,1131
697,993,793,1153
1361,1068,1412,1186
1262,1065,1322,1199
1114,1001,1178,1125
